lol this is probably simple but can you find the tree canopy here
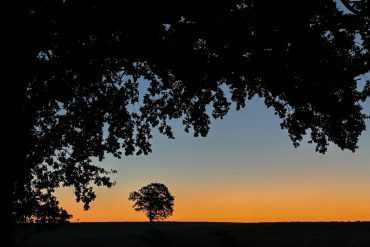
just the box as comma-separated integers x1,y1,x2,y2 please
12,188,71,224
11,0,370,223
129,183,175,222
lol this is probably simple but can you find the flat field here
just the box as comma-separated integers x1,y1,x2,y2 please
16,222,370,247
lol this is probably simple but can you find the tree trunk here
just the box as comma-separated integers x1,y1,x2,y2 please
5,62,29,247
4,69,26,247
4,5,36,244
148,210,154,222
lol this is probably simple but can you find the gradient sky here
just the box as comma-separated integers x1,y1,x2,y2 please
55,81,370,222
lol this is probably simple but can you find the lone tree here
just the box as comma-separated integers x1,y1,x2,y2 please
129,183,175,222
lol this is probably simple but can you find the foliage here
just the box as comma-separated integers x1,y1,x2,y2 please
129,183,174,222
12,187,71,224
12,0,370,222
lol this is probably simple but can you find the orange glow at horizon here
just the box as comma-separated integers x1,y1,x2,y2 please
56,181,370,223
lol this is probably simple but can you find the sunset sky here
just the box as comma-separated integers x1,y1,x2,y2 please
55,83,370,222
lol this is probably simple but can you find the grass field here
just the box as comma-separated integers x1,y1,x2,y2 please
17,222,370,247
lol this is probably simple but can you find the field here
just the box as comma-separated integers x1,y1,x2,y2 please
17,222,370,247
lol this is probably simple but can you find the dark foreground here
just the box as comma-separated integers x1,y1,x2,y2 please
17,222,370,247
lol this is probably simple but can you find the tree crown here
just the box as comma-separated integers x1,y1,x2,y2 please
128,183,175,222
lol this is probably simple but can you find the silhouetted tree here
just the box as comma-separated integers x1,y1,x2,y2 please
8,0,370,235
129,183,174,222
12,188,71,224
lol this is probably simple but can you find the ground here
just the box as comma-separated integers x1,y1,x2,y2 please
17,222,370,247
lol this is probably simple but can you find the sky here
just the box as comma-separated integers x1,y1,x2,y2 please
55,87,370,223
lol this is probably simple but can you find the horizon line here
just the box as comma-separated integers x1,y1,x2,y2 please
69,220,370,224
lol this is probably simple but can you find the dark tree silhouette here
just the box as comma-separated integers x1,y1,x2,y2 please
12,189,71,224
129,183,175,222
340,0,366,14
7,0,370,237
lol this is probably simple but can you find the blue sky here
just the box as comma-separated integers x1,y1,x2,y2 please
57,81,370,221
